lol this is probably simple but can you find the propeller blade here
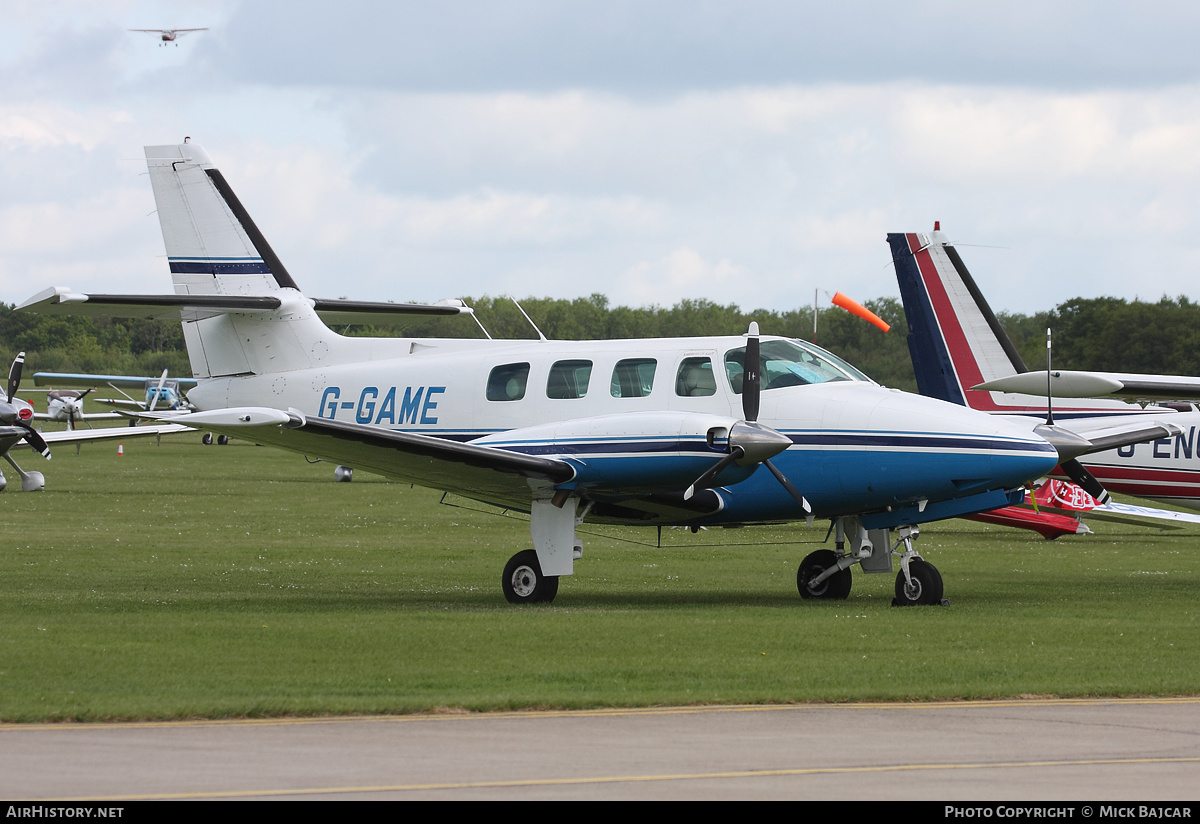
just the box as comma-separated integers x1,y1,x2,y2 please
743,322,760,423
7,351,25,403
21,426,51,459
764,459,810,513
684,447,744,500
148,368,169,413
1060,458,1110,505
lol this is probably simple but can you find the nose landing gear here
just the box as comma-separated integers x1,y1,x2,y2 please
796,520,947,606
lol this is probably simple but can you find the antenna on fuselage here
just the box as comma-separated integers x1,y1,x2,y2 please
470,314,493,339
509,296,548,341
1036,326,1113,505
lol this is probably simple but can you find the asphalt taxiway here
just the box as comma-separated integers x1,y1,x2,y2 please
2,698,1198,800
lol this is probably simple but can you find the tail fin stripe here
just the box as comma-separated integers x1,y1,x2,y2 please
168,257,271,275
203,169,300,291
905,233,1012,412
942,245,1028,374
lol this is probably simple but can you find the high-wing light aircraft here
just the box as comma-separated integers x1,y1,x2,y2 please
890,224,1200,510
35,371,197,413
1,353,189,491
32,370,237,443
16,144,1172,606
128,28,208,45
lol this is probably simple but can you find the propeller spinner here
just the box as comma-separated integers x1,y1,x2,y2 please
683,323,809,512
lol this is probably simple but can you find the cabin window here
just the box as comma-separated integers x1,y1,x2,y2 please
486,362,530,401
675,357,717,397
547,360,593,399
611,358,657,398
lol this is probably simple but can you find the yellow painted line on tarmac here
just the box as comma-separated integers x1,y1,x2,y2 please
48,755,1200,801
3,695,1200,732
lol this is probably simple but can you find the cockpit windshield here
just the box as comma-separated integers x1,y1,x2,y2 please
724,339,872,394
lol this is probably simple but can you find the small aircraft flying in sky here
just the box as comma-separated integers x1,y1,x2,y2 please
128,28,208,45
1,353,188,491
890,224,1200,511
17,144,1173,605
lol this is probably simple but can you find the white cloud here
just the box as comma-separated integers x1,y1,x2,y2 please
5,4,1200,317
620,247,747,306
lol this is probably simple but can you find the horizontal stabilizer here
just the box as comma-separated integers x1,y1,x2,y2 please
975,370,1200,402
18,288,474,324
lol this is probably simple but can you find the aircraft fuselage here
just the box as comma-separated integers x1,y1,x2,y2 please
187,332,1058,528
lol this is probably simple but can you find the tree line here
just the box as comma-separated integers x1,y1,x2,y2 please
3,293,1198,393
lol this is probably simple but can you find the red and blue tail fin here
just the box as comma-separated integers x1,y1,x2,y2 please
888,226,1028,411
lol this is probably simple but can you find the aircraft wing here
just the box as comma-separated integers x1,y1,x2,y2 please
1086,499,1200,528
34,411,123,421
7,422,192,450
33,371,200,391
997,415,1183,457
975,371,1200,402
141,408,577,510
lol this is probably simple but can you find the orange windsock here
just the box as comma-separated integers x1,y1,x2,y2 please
831,292,890,332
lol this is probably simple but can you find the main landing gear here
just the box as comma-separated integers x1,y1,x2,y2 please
501,549,560,604
796,520,946,606
499,497,588,604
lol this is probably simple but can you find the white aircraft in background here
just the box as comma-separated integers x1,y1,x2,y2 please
128,28,208,45
0,353,189,491
890,224,1200,510
16,143,1172,605
28,388,122,431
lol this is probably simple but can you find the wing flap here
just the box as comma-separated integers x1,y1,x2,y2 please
147,409,576,510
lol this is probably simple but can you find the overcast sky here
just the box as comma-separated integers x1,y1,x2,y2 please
3,1,1200,318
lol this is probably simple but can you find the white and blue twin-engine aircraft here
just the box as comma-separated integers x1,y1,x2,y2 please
17,143,1173,605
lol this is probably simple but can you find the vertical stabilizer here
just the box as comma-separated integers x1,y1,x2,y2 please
145,142,327,379
146,142,299,297
889,228,1027,412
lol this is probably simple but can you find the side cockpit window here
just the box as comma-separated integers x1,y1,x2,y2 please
724,339,868,393
486,363,530,401
547,360,593,399
611,358,657,398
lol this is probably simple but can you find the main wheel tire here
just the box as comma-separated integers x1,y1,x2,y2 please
797,549,852,600
894,559,944,606
217,434,229,445
502,549,559,604
202,433,213,445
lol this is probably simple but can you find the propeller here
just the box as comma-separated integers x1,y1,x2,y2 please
0,352,51,459
683,323,810,513
148,368,169,413
1035,328,1111,504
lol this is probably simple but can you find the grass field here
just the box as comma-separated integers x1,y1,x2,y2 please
1,432,1198,721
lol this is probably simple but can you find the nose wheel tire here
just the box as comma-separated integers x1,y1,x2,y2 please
894,559,943,606
502,549,559,604
797,549,852,600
